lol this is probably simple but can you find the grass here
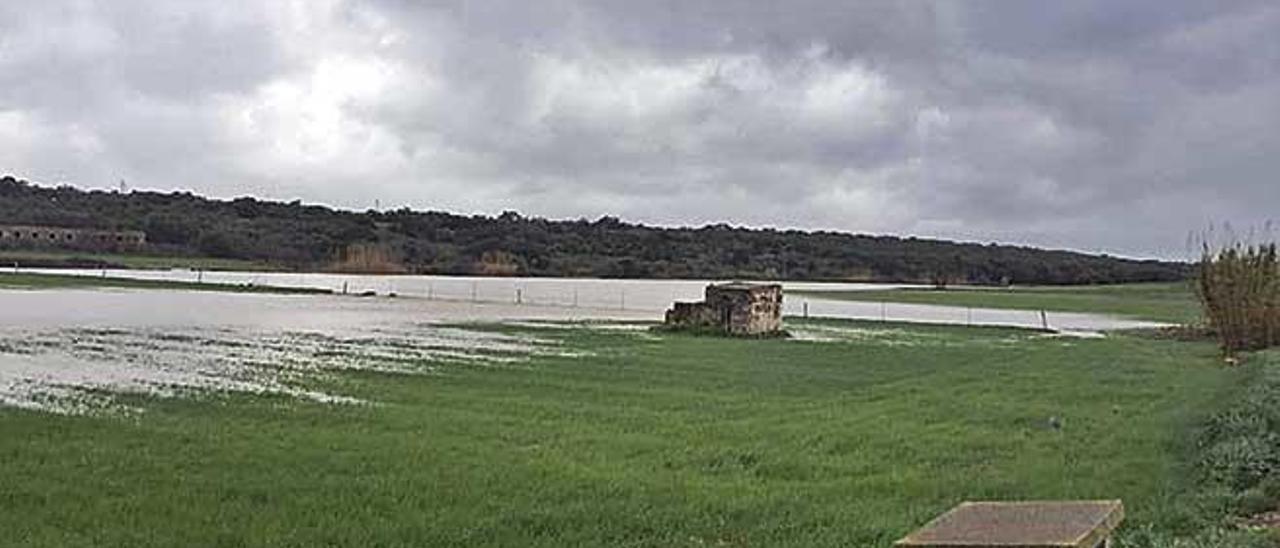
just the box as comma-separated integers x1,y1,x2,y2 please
796,282,1200,324
0,318,1264,546
0,250,274,271
0,271,330,295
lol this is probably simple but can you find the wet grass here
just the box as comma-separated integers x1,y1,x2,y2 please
0,271,330,295
0,319,1256,546
796,282,1199,324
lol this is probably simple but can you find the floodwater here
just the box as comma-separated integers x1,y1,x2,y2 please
0,289,629,414
25,268,904,312
0,272,1164,414
21,268,1164,331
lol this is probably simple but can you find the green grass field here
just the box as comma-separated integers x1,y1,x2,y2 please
0,319,1266,547
797,282,1200,324
0,271,330,295
0,250,273,271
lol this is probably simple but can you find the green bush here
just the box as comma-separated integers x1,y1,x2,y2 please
1118,525,1276,548
1118,353,1280,547
1259,476,1280,501
1239,487,1275,517
1198,354,1280,491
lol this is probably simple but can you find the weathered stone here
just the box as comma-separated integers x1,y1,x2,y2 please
896,500,1124,548
664,282,783,336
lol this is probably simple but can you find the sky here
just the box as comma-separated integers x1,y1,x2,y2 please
1,1,1277,259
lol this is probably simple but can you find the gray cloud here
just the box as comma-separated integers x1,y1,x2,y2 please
1,1,1277,259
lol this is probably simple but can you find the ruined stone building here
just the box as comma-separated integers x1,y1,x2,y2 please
0,225,147,253
664,282,784,336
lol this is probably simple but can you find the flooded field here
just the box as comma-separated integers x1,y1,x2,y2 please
22,269,1164,331
0,274,1163,414
0,289,649,414
25,268,902,311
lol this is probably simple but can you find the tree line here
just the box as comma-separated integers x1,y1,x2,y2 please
0,175,1190,284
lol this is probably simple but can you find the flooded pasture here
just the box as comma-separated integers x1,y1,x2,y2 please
0,289,646,414
24,269,1165,331
0,274,1162,414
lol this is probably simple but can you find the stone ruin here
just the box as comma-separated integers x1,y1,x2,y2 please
664,282,783,336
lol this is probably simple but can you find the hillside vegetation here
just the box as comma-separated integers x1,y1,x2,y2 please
0,175,1189,284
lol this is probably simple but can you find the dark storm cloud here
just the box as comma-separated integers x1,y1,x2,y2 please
1,1,1277,258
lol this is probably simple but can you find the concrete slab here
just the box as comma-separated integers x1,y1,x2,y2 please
895,500,1124,548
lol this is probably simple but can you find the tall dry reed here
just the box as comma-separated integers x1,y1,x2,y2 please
330,243,407,274
1195,241,1280,355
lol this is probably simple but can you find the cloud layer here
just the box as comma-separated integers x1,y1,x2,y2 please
2,1,1277,258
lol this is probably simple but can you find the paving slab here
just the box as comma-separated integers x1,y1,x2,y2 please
895,500,1124,548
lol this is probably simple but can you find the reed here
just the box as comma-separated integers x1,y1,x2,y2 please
329,242,407,274
1195,241,1280,355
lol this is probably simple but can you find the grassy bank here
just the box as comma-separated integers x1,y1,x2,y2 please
0,250,273,271
0,319,1263,546
0,271,330,295
797,282,1199,324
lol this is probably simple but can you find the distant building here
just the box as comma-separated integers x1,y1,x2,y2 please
0,225,147,253
664,282,784,336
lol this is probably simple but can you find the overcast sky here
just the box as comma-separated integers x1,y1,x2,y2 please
2,1,1277,258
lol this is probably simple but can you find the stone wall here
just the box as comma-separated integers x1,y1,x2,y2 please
664,282,783,336
664,301,719,328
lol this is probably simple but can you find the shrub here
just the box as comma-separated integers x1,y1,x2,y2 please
1117,525,1276,548
329,242,407,274
1198,354,1280,492
1120,354,1280,546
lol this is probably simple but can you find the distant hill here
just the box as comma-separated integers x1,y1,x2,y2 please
0,175,1190,284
